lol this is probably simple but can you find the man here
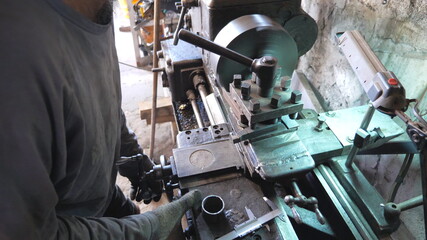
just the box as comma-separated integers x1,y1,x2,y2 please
0,0,201,239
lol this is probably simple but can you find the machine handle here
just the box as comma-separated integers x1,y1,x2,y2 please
178,29,254,67
173,6,188,45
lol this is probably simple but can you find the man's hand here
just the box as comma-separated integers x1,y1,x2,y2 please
117,154,163,204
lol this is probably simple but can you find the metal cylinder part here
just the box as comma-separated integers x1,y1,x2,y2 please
202,195,225,223
197,84,216,125
186,89,204,128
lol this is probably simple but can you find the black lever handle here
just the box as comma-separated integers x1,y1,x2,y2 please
173,6,188,45
178,29,254,67
178,29,277,97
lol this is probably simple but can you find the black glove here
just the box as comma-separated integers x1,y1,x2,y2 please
117,154,163,204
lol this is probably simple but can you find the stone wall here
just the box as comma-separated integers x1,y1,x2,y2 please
298,0,427,238
299,0,427,110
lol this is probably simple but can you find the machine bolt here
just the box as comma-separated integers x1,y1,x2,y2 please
315,116,326,132
280,76,291,91
166,57,172,66
249,99,261,113
289,112,298,119
291,90,302,103
270,94,281,108
233,74,242,88
241,82,251,100
262,56,276,65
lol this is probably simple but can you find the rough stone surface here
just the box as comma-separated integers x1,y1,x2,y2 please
299,0,427,238
300,0,427,110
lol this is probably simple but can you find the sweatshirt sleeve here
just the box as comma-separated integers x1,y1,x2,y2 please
0,79,161,240
120,109,143,157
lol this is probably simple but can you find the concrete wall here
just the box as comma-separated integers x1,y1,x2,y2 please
298,0,427,238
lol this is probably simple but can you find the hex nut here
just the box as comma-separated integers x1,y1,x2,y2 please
315,115,326,132
249,99,261,113
233,74,242,88
270,94,281,108
291,90,302,103
280,76,291,91
241,82,251,100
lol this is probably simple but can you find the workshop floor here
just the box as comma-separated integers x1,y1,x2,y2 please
113,5,174,213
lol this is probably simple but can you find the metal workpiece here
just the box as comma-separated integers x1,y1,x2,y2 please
202,195,225,223
337,31,407,114
186,89,204,128
192,177,283,239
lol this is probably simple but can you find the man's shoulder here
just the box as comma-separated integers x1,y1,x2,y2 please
0,0,69,82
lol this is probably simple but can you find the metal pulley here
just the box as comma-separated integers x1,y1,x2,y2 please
210,14,299,91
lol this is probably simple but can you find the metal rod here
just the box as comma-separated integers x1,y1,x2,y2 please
345,104,376,168
398,195,424,211
186,90,204,128
149,0,161,159
178,29,253,67
173,6,187,45
291,181,303,198
360,103,376,130
420,148,427,239
388,153,414,202
197,84,215,126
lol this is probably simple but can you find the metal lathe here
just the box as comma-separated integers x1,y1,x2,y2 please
143,0,427,239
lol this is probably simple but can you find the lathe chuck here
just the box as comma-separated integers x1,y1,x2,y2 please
210,14,298,91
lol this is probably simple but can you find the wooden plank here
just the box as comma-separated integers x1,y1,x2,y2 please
139,97,174,124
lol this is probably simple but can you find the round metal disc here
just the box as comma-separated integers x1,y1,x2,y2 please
210,14,298,91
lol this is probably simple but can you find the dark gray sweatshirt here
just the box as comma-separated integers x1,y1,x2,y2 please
0,0,161,239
